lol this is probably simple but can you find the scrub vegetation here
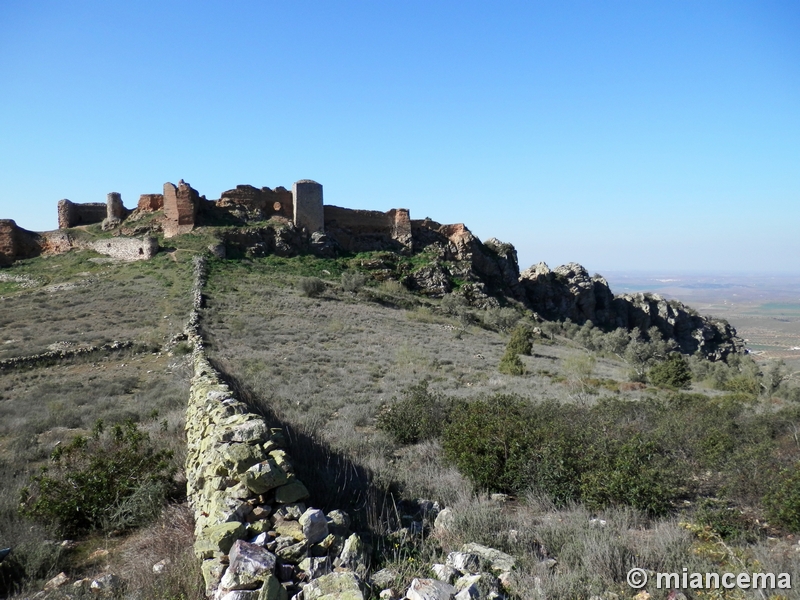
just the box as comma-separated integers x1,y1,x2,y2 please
2,247,800,599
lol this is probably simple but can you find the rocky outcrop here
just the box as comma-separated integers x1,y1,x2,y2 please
517,261,743,359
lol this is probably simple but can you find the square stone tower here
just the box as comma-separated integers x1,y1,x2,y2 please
292,180,324,233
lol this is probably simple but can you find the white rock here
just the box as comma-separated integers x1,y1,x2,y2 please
431,564,459,584
406,578,457,600
299,508,329,544
44,572,69,590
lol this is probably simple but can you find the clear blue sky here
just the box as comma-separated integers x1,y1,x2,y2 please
1,1,797,274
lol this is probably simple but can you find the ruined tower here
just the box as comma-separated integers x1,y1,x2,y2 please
163,180,200,238
292,180,324,233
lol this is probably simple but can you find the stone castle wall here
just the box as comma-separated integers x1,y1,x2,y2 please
88,236,158,261
137,194,164,212
0,220,43,266
323,205,412,252
218,185,294,220
57,199,107,229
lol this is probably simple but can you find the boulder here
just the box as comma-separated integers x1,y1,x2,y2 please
258,575,286,600
299,508,329,544
406,578,457,600
459,543,515,574
431,564,459,584
89,573,123,595
303,572,364,600
434,508,454,535
44,572,69,590
446,552,481,573
241,460,290,494
334,533,369,577
219,540,277,591
273,503,306,520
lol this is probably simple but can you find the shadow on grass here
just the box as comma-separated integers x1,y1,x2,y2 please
207,356,400,535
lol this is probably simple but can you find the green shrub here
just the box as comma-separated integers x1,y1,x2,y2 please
377,382,453,445
443,395,536,493
298,276,325,297
648,353,692,389
721,374,760,396
694,499,759,542
19,420,174,536
173,341,193,355
578,435,675,515
498,350,525,375
764,465,800,532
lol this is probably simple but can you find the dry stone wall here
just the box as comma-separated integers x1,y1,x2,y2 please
184,257,369,600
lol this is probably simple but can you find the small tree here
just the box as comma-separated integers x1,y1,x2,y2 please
506,325,533,356
498,350,525,375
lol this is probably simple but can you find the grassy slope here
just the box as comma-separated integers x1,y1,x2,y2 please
2,245,800,599
0,249,200,598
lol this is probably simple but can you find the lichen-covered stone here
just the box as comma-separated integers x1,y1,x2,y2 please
406,578,457,600
195,521,246,558
273,519,304,541
274,480,309,504
335,533,369,577
222,443,266,475
459,543,515,574
303,571,364,600
258,575,287,600
241,460,290,494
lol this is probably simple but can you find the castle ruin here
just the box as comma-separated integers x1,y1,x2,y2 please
1,177,470,265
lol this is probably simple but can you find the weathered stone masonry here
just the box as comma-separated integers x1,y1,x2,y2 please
184,257,369,600
57,199,107,229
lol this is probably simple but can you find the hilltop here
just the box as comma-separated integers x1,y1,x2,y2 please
0,179,742,360
1,179,798,600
